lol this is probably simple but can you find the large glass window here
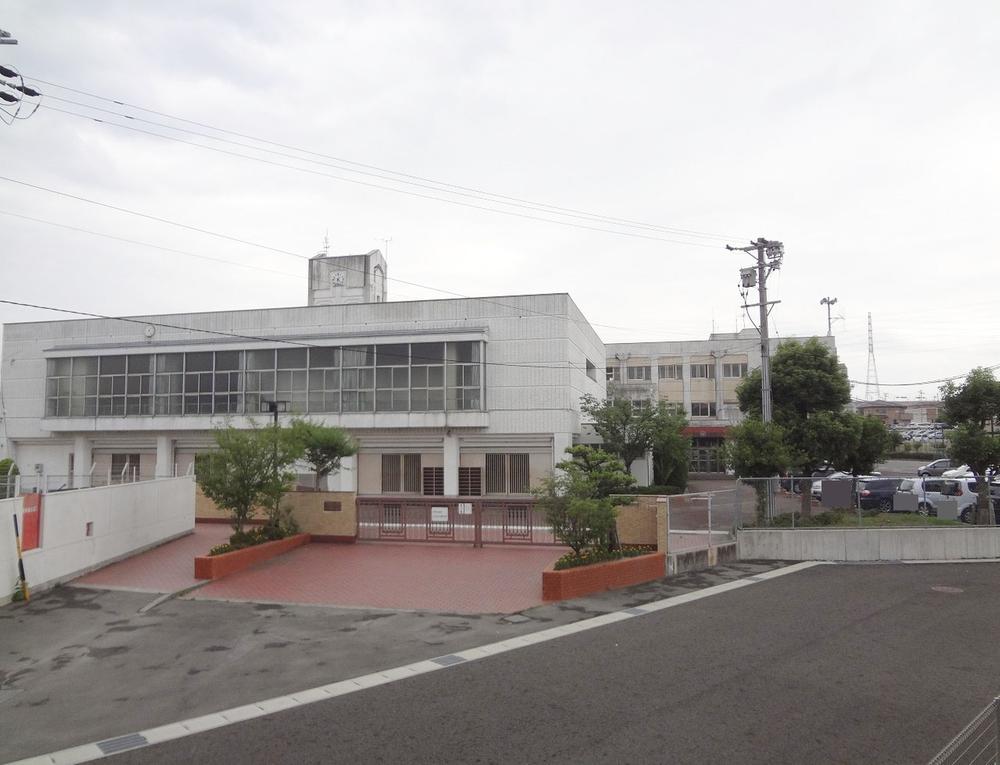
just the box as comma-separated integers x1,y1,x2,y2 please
342,345,375,412
410,343,444,411
446,342,481,411
376,344,409,412
44,340,485,417
99,356,127,416
245,349,276,415
308,347,340,413
155,354,184,415
276,348,308,414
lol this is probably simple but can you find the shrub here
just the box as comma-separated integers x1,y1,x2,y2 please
553,545,654,571
208,524,291,556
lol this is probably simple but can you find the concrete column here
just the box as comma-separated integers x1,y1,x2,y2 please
443,433,460,496
552,432,574,476
72,435,93,489
331,455,358,492
713,354,724,418
681,355,692,415
155,436,175,479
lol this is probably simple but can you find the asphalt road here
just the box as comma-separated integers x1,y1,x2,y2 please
108,562,1000,765
0,562,784,762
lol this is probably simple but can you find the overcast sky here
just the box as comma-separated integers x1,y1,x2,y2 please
1,1,997,400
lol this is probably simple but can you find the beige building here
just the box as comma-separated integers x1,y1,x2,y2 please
606,329,837,472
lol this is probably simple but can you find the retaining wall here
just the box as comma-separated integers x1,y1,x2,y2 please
738,528,1000,562
1,477,195,604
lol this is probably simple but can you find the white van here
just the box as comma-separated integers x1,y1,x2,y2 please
896,477,979,521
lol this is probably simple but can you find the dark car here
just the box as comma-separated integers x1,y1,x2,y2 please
858,478,902,512
917,458,962,477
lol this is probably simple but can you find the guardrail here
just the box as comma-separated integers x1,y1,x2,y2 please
928,697,1000,765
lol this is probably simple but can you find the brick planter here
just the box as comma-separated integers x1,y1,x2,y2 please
542,552,666,601
194,534,310,581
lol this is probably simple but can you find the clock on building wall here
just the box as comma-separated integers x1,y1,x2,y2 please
331,271,346,287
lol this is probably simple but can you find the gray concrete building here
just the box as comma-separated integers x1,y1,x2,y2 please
1,249,605,497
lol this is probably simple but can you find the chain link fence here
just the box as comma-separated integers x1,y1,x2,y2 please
664,489,745,551
928,697,1000,765
734,476,964,527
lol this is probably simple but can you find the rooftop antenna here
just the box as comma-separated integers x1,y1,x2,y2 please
377,235,392,259
865,312,881,400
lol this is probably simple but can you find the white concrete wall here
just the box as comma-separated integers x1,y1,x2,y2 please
738,527,1000,562
0,476,195,604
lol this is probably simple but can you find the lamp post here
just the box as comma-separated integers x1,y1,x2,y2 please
820,297,838,336
261,399,290,427
261,400,290,519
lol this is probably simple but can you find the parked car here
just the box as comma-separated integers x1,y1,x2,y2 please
811,471,852,500
857,478,902,512
917,458,963,477
942,464,972,478
896,477,978,518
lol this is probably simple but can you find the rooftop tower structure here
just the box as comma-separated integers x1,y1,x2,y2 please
308,247,387,306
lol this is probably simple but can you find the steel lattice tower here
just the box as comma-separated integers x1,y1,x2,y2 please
865,312,880,400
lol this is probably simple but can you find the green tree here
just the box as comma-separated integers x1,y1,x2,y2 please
737,338,851,423
581,395,690,487
651,408,690,490
941,369,1000,524
196,425,304,534
580,394,659,469
559,445,636,499
724,420,791,522
736,339,854,517
289,419,357,491
535,446,629,557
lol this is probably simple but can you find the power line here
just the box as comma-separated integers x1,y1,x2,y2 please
847,365,1000,389
42,93,736,243
37,103,725,250
0,175,714,338
28,75,744,242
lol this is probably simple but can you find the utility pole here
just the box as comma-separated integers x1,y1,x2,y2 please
728,237,784,424
728,237,784,520
820,297,838,336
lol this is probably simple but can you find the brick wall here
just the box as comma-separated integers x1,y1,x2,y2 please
542,553,666,601
196,487,357,540
615,497,659,545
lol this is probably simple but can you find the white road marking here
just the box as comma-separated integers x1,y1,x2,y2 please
6,561,827,765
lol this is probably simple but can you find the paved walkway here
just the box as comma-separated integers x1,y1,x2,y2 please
72,524,230,593
189,541,566,613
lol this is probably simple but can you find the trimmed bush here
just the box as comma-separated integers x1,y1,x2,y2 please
553,545,655,571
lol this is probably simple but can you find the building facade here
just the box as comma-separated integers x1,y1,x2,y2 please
605,329,837,471
1,250,605,497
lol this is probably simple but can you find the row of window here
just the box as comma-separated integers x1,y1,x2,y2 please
627,399,719,417
608,362,749,382
380,453,530,495
44,342,484,418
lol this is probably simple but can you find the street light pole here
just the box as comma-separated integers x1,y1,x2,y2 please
261,400,290,522
820,297,838,337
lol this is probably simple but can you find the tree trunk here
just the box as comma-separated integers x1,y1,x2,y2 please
976,476,993,526
799,477,812,519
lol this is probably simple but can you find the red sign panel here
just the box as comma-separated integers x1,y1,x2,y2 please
21,493,41,551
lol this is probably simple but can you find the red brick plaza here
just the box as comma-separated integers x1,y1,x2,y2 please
72,524,566,614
